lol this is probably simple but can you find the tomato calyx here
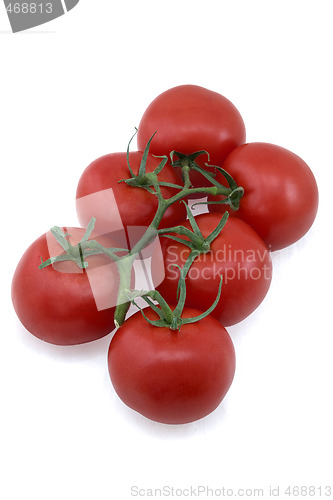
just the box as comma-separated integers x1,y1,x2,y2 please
212,165,244,210
158,203,230,255
39,225,88,270
202,165,244,210
121,133,244,205
170,150,244,210
39,218,127,271
170,150,211,189
119,130,184,193
158,207,230,302
124,268,223,331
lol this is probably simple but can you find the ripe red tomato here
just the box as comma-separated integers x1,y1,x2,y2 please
11,228,128,345
152,213,272,326
76,151,187,238
137,85,246,191
108,307,235,424
208,142,319,251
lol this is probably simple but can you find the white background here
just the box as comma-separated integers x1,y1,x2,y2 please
1,1,332,499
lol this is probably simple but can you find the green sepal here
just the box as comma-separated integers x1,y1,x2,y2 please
170,263,184,303
191,165,222,187
159,234,195,248
126,128,138,178
204,165,244,210
228,186,244,210
151,154,168,175
139,313,169,328
170,150,210,167
205,211,229,245
39,253,86,270
50,226,72,253
79,217,96,243
121,129,157,193
179,275,223,326
138,131,157,177
38,217,128,271
183,202,203,240
142,295,164,318
122,131,176,198
212,165,238,190
157,181,185,190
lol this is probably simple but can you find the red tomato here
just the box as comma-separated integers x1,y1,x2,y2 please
76,151,187,238
137,85,246,192
152,213,272,326
108,307,235,424
11,228,129,345
208,143,319,251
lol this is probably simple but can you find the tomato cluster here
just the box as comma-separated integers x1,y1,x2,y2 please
12,85,318,425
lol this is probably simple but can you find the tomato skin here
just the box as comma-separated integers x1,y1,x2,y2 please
153,214,272,327
108,307,235,424
11,228,124,345
137,85,246,191
76,151,187,235
208,142,319,251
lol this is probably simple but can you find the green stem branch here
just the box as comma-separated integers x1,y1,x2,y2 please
113,183,233,326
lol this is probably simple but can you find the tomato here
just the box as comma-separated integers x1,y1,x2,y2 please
11,228,130,345
137,85,246,192
108,307,235,424
76,151,187,239
208,142,319,251
152,213,272,326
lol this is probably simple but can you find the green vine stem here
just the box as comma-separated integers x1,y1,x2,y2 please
113,185,234,326
40,134,244,329
123,269,223,331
